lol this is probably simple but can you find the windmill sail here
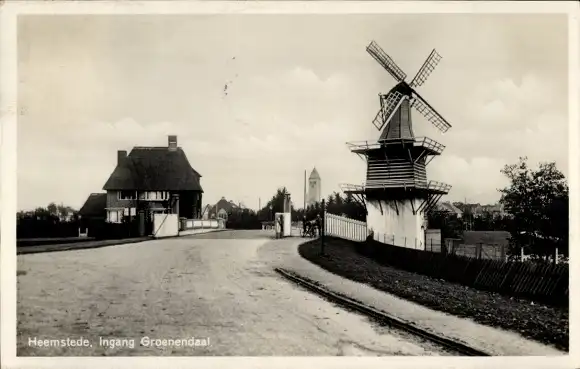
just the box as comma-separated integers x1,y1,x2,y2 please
366,41,407,82
410,92,451,133
372,91,405,130
410,49,442,88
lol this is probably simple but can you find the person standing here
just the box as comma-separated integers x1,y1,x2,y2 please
302,215,307,237
315,214,322,237
278,214,284,238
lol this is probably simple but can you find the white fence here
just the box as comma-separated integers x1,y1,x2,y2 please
324,213,369,242
180,218,225,230
371,232,425,249
323,213,443,250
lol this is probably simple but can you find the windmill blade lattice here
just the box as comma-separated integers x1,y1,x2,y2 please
366,41,407,83
372,91,405,130
371,109,385,131
410,49,442,88
411,93,451,133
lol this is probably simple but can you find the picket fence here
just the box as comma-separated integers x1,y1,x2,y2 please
322,212,568,306
356,240,569,306
371,232,425,249
324,213,429,248
324,213,369,242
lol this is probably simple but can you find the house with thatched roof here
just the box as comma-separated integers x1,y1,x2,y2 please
79,193,107,218
78,193,107,236
100,135,204,224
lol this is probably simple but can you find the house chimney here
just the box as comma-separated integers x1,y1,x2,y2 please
117,150,127,165
168,135,178,151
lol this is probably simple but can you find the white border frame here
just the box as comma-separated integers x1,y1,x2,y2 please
1,2,578,369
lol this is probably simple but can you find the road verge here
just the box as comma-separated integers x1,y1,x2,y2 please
275,267,490,357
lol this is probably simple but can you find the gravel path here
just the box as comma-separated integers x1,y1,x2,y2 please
17,230,452,356
281,237,566,356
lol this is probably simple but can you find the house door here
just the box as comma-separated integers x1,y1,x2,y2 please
137,211,154,236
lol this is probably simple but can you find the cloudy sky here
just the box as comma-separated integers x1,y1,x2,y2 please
17,14,568,211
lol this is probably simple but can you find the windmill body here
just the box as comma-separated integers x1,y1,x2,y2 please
341,41,452,249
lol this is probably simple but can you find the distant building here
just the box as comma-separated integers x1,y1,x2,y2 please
481,203,506,218
203,197,241,221
436,201,463,218
453,202,506,218
56,206,76,222
306,167,321,207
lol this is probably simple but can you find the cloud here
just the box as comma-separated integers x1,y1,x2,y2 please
15,14,569,211
430,155,508,204
468,74,563,129
438,73,568,173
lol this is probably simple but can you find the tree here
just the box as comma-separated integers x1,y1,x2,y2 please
226,208,261,229
17,203,79,238
255,188,366,226
499,157,568,258
427,210,463,239
257,187,295,221
47,202,58,216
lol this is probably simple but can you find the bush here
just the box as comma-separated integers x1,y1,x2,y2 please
226,209,262,229
88,218,142,240
17,218,79,239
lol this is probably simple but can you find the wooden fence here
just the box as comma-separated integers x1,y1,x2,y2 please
452,243,506,260
324,213,368,242
356,240,569,306
320,212,568,305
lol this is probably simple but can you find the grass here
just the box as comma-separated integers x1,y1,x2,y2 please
298,237,568,351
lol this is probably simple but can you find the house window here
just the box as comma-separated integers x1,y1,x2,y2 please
139,191,169,201
107,210,123,223
118,191,137,200
123,208,137,217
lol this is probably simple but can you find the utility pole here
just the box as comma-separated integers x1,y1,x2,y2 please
320,199,326,256
303,170,307,211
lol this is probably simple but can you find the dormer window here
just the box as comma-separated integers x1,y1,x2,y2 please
118,191,137,200
138,191,170,201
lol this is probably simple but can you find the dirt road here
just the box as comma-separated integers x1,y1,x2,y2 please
17,230,453,356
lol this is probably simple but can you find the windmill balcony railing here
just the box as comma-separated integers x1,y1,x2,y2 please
413,137,446,154
339,183,366,193
358,179,451,192
346,140,383,151
346,137,445,154
364,179,429,189
340,180,450,192
427,180,452,193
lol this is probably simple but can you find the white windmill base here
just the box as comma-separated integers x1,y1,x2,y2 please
366,198,427,250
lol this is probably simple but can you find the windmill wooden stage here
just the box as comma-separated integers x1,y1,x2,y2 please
341,41,452,249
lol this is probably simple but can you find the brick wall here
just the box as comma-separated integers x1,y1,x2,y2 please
106,191,133,209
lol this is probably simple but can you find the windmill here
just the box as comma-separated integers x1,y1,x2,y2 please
340,40,452,249
367,40,450,137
